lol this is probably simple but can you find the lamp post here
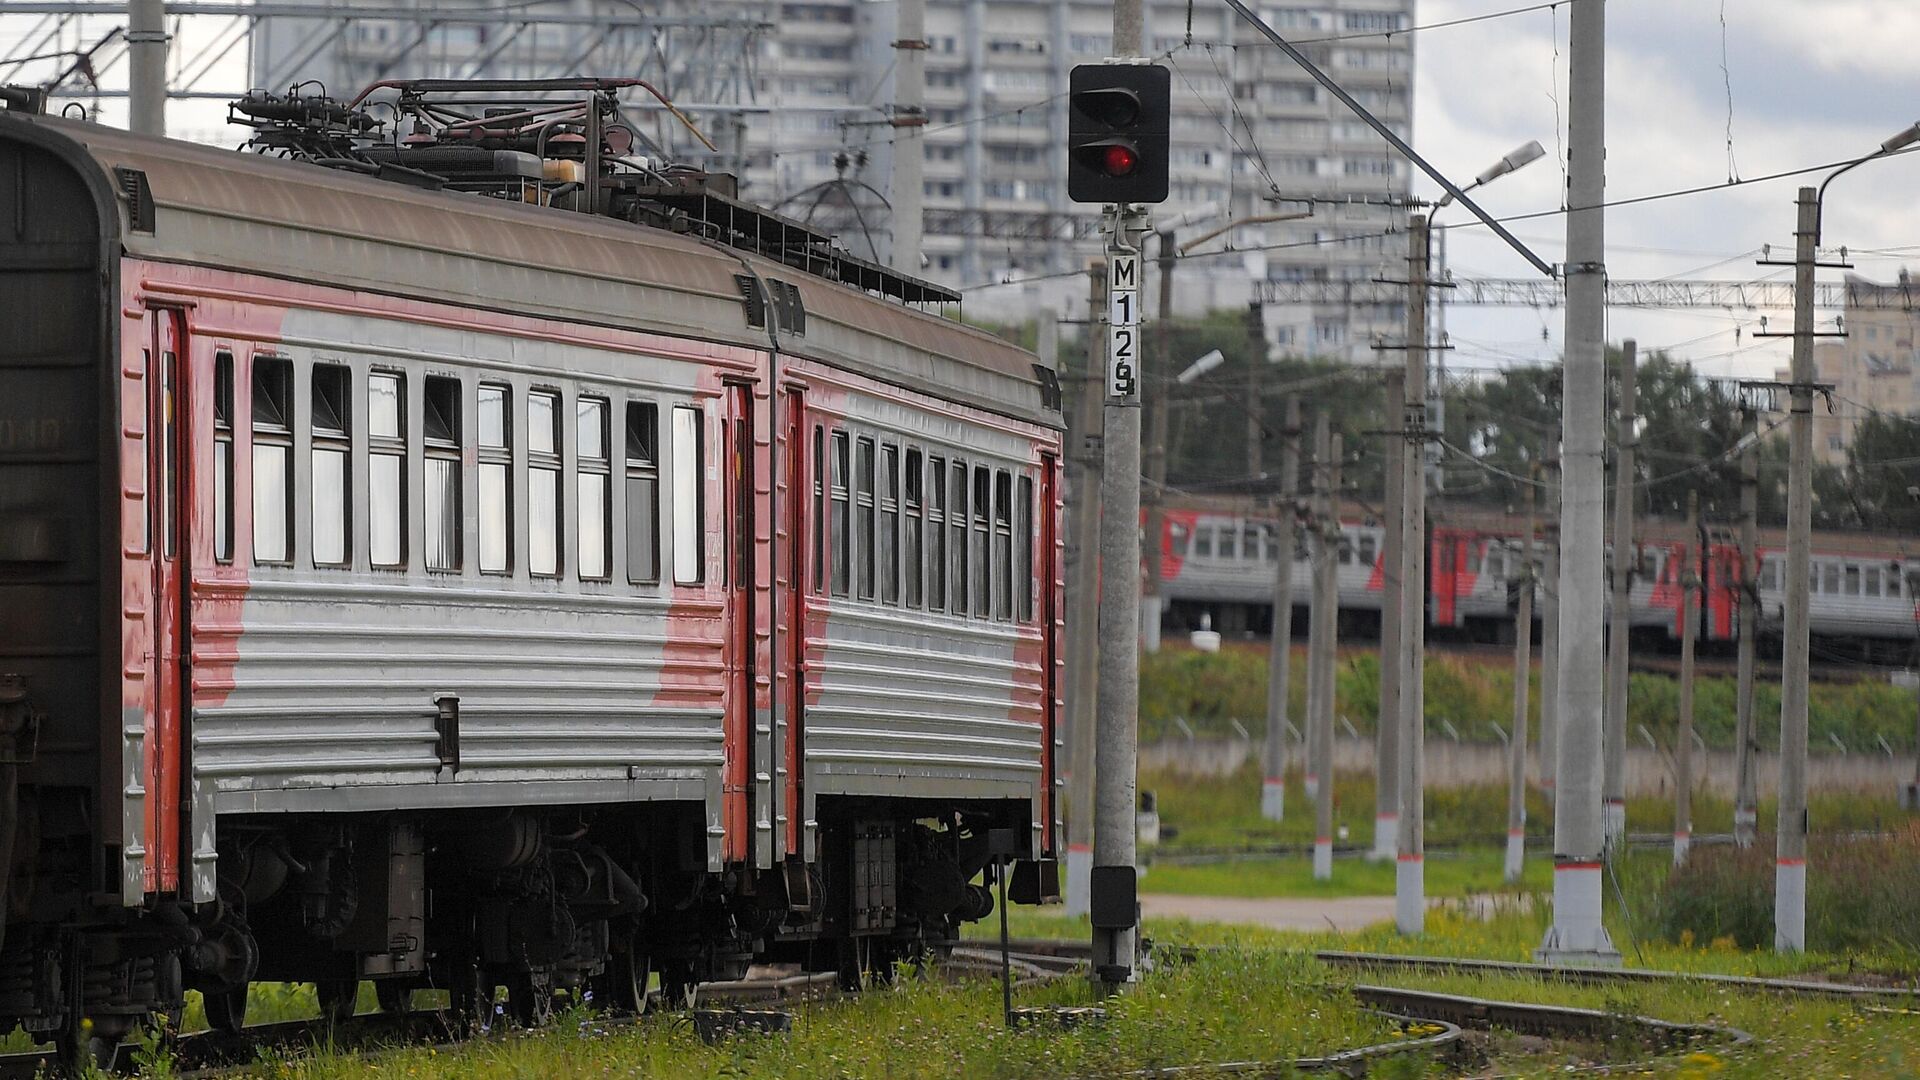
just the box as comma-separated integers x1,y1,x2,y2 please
1774,120,1920,953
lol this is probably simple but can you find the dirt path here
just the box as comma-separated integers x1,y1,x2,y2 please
1140,893,1401,933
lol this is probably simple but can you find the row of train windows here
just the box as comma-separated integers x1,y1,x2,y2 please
811,426,1038,624
1756,558,1906,598
206,353,705,583
1184,523,1375,568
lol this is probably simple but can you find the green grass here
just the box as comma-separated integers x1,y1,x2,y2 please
229,950,1397,1079
1142,847,1552,899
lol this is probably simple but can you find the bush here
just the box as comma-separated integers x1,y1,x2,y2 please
1655,823,1920,957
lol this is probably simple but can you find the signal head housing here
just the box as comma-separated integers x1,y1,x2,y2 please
1068,63,1170,204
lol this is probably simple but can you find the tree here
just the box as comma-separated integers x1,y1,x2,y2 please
1839,413,1920,533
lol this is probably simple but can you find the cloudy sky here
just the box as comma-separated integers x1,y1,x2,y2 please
4,0,1914,382
1412,0,1920,380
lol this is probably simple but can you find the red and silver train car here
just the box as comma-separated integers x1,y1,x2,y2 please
1155,500,1920,658
0,103,1060,1059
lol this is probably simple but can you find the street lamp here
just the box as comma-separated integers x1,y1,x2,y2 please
1177,209,1315,256
1434,140,1547,210
1774,119,1920,954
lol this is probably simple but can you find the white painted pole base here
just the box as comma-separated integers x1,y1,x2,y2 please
1535,863,1622,966
1370,814,1398,861
1313,838,1333,881
1504,829,1525,882
1261,779,1286,822
1395,856,1424,935
1603,800,1626,848
1303,773,1318,801
1140,596,1162,653
1064,845,1092,918
1733,808,1757,848
1672,831,1690,867
1774,859,1807,953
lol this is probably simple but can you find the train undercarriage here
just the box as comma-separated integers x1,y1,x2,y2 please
0,797,1026,1069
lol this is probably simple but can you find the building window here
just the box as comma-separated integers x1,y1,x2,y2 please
927,455,946,611
1017,473,1035,622
365,372,404,568
904,448,923,608
672,405,705,585
251,356,293,564
950,460,969,615
626,402,660,584
479,384,511,574
423,375,461,572
855,437,876,600
830,430,850,596
880,443,900,604
310,363,350,567
529,389,561,577
578,396,611,580
212,351,234,564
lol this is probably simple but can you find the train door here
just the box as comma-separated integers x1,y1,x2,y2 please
1038,454,1059,856
721,381,763,865
780,388,808,862
146,309,188,894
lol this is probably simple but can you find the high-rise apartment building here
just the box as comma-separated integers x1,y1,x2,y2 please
1768,272,1919,465
249,0,1414,358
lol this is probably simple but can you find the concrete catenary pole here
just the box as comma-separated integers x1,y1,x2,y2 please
1263,397,1302,821
1507,478,1536,882
1091,0,1144,991
1733,419,1760,846
1539,455,1560,799
1775,187,1818,954
1303,412,1329,809
1537,0,1620,966
1604,340,1637,847
1310,421,1341,881
1140,233,1175,653
1246,303,1267,478
1374,368,1405,861
1064,264,1105,916
1395,214,1429,936
1674,490,1699,866
887,0,926,273
129,0,168,137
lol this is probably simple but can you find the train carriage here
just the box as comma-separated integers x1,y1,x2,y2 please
0,99,1060,1061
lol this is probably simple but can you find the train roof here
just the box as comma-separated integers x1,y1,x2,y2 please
1,112,1058,428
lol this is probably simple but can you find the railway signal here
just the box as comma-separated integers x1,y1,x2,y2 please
1068,64,1170,204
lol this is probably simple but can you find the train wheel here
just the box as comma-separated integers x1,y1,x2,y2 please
449,969,500,1035
836,937,893,991
656,959,696,1010
592,927,651,1015
504,973,554,1028
204,985,250,1035
315,978,359,1025
375,981,415,1016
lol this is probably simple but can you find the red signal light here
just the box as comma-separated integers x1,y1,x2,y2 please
1102,143,1139,177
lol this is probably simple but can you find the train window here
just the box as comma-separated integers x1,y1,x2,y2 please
972,465,992,617
310,363,350,567
1258,524,1278,563
529,390,561,577
1822,563,1839,595
880,444,900,604
855,438,876,600
1219,525,1238,561
1758,558,1778,591
829,431,849,596
1169,521,1188,556
1338,531,1354,566
812,426,826,594
1242,526,1262,563
927,455,947,611
213,352,234,564
626,402,660,584
1843,564,1861,596
369,372,405,569
423,376,462,572
578,397,611,580
904,448,924,607
1358,534,1377,568
251,356,293,564
671,405,705,585
479,384,512,574
950,461,969,615
1017,474,1035,623
993,470,1014,620
161,350,178,558
1195,526,1214,559
1865,566,1883,597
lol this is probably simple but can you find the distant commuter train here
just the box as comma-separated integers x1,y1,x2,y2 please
1152,500,1920,660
